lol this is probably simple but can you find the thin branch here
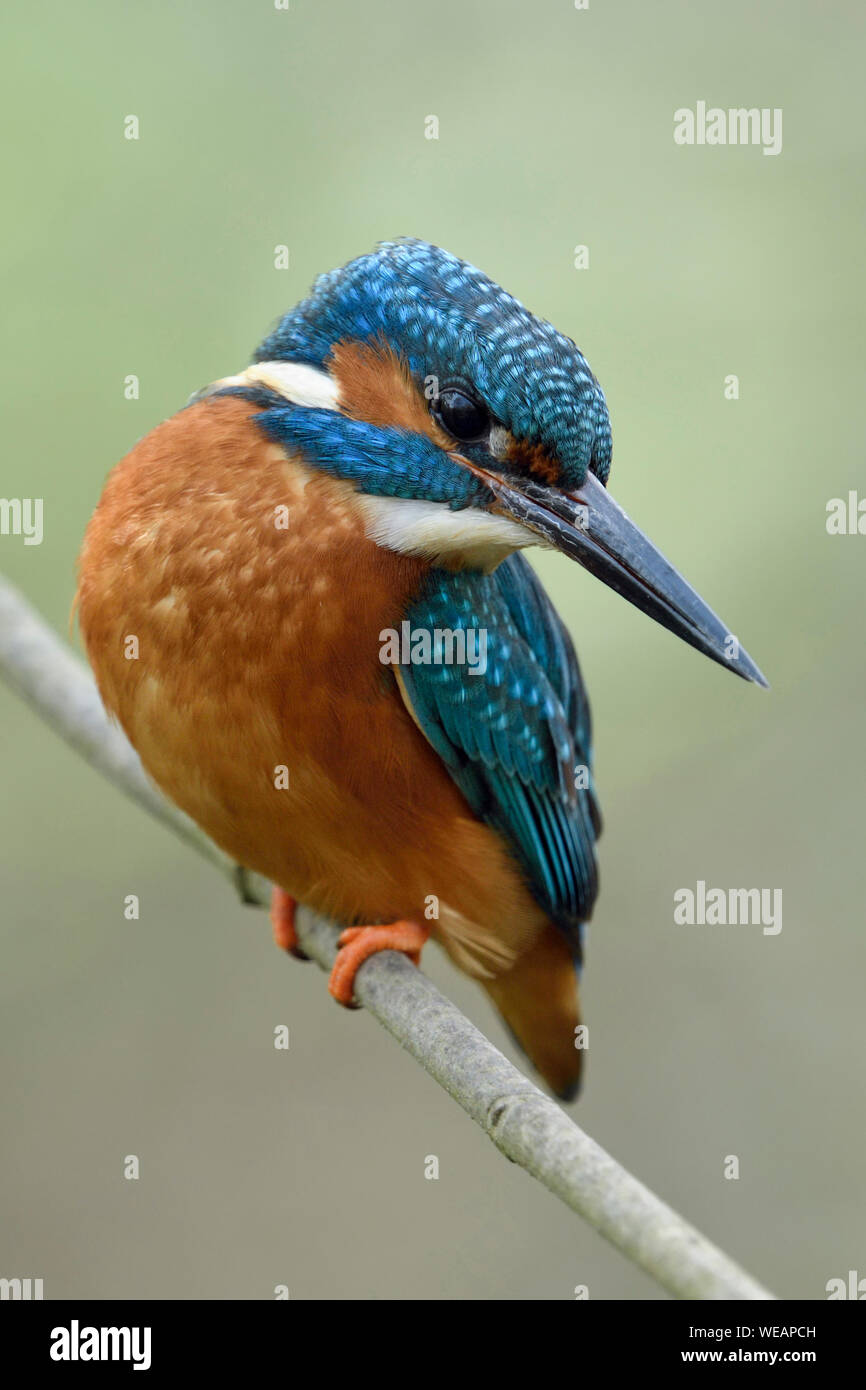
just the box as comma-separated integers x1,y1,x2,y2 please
0,576,774,1301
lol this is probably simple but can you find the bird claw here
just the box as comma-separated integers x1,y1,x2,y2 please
270,887,309,960
329,921,430,1006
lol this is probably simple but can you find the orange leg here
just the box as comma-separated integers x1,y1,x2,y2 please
270,887,309,960
328,921,430,1006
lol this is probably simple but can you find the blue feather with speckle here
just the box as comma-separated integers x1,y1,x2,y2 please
398,553,601,953
256,239,611,487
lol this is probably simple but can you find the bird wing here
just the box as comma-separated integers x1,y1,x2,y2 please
396,553,601,948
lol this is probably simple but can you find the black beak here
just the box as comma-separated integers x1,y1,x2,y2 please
485,469,768,687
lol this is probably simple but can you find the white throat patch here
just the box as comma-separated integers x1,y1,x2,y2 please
356,495,540,569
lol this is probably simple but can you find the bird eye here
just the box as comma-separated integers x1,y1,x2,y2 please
433,387,490,444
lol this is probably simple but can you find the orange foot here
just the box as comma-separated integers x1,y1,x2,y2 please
328,921,430,1006
270,887,309,961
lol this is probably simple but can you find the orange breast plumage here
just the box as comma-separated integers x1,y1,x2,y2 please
78,398,549,958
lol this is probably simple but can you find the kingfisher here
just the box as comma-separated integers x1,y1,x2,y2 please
77,239,766,1099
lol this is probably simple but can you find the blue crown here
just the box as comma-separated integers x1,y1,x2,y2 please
255,239,612,486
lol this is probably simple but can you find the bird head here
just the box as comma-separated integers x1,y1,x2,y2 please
206,238,765,685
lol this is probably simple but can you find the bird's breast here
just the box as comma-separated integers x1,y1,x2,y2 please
77,393,548,978
78,398,432,874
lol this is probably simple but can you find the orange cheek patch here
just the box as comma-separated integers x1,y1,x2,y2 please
329,338,453,448
505,436,563,487
331,338,565,489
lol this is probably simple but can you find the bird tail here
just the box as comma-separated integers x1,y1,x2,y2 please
481,925,584,1100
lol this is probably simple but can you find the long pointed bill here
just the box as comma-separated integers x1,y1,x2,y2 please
485,469,768,686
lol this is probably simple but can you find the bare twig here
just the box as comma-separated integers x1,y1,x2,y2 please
0,576,774,1300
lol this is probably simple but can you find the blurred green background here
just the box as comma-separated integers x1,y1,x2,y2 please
2,0,864,1300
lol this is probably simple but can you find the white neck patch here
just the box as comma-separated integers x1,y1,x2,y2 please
199,360,340,410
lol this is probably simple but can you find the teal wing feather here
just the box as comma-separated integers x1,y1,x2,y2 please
398,553,601,950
